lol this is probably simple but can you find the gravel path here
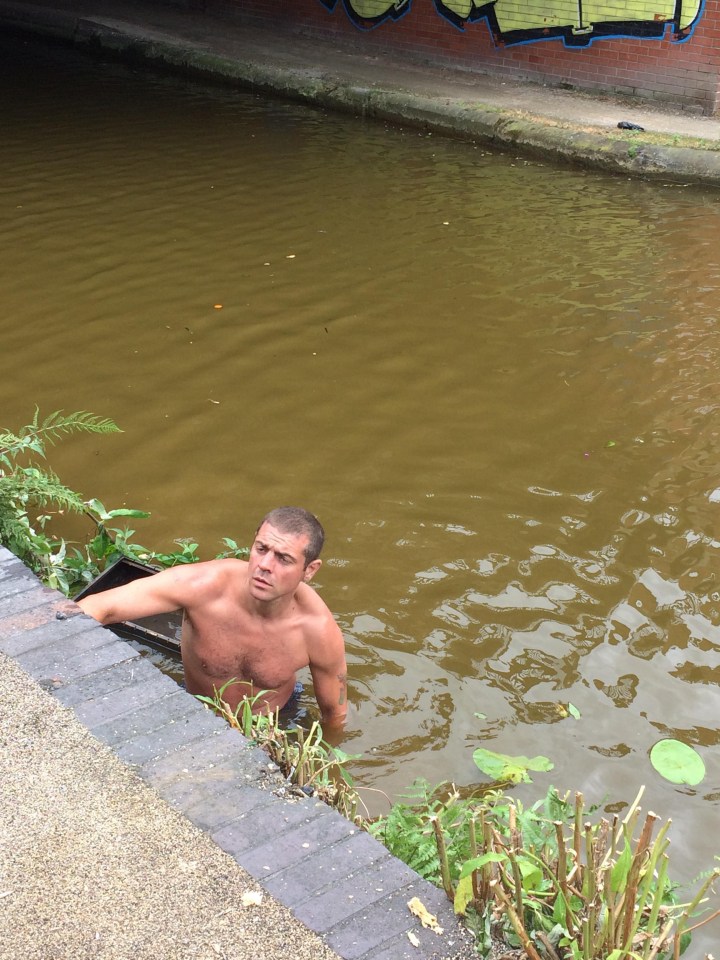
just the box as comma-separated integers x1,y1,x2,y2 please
0,651,342,960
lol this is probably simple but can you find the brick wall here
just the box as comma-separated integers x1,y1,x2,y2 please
212,0,720,113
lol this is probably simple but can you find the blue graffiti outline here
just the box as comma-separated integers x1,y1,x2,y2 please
320,0,413,29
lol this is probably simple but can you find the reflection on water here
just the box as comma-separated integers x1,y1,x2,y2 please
2,33,720,945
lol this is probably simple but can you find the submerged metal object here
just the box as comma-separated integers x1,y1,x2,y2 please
75,557,182,657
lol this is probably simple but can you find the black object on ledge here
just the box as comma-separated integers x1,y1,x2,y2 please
75,557,182,658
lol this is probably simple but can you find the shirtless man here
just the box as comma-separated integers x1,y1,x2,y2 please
77,507,348,728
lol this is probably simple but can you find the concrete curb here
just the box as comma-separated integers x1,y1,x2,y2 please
0,547,474,960
2,0,720,185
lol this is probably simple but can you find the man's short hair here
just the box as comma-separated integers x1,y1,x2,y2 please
257,507,325,566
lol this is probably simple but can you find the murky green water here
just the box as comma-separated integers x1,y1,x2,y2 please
3,33,720,942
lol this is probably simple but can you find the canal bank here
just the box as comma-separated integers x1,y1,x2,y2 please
0,547,474,960
1,0,720,185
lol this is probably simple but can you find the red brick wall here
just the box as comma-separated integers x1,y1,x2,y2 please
216,0,720,113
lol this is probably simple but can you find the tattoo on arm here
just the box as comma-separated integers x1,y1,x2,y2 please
337,673,347,706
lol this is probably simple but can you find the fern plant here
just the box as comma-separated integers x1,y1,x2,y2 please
368,779,481,883
0,409,136,591
0,408,120,458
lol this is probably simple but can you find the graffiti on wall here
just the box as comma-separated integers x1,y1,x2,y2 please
318,0,704,46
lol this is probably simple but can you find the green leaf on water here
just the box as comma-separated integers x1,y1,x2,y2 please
472,747,554,783
650,738,705,786
568,703,581,719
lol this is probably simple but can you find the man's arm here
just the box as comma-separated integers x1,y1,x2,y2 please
77,561,220,624
308,618,348,729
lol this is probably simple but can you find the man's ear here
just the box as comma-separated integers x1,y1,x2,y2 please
303,559,322,582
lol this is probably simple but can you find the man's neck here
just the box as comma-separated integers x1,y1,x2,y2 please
245,582,298,621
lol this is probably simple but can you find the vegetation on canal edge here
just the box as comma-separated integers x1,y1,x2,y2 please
3,409,719,957
203,683,719,960
198,681,362,821
0,409,247,594
369,780,720,959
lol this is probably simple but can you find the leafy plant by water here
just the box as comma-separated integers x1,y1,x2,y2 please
371,780,720,958
0,409,248,594
0,409,131,588
369,778,479,881
473,747,554,784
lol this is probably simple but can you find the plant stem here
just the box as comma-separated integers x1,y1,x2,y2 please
491,879,544,960
620,811,660,948
431,816,454,901
642,853,670,959
468,816,482,906
554,820,575,938
506,847,525,921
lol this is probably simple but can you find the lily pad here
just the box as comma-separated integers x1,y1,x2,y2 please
650,739,705,786
472,747,554,784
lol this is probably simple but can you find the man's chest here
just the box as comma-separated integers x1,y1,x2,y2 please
183,611,309,678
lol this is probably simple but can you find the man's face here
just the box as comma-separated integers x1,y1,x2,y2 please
248,522,320,602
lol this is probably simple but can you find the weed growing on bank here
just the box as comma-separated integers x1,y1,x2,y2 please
200,683,720,959
370,780,720,959
198,681,362,822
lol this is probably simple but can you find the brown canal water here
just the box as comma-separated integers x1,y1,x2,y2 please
3,34,720,942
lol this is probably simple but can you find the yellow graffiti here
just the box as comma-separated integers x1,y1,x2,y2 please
332,0,703,40
441,0,701,36
344,0,409,18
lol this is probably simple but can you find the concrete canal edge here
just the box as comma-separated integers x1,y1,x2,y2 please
0,546,476,960
2,0,720,186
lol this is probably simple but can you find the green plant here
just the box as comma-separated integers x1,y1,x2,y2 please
0,409,138,591
650,739,705,786
0,409,249,594
473,747,554,784
197,679,362,821
371,782,720,959
369,779,481,882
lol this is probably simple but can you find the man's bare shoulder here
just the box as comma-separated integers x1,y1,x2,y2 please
164,557,248,598
297,583,344,648
295,580,335,618
185,556,248,579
